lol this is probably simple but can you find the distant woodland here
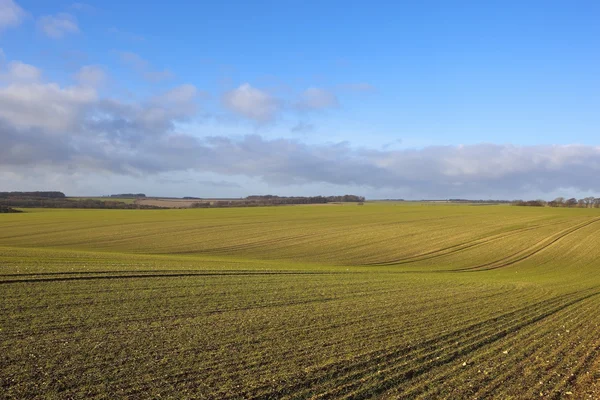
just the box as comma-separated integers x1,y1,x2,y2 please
0,192,366,210
191,195,366,208
0,192,162,209
110,193,146,198
0,205,22,213
513,197,600,208
10,192,598,210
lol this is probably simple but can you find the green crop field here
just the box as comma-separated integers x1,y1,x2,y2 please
1,203,599,399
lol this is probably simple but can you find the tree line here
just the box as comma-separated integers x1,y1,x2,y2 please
0,191,66,199
513,197,600,208
192,195,366,208
109,193,146,198
0,192,162,209
0,205,22,213
246,195,365,203
448,199,512,204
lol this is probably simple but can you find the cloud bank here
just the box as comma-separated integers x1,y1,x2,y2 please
1,57,599,198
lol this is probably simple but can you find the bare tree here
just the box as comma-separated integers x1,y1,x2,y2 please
584,197,595,208
551,197,565,207
565,198,578,207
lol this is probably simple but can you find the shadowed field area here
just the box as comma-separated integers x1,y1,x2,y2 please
1,203,599,398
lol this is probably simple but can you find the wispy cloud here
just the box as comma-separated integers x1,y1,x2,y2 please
37,13,79,38
0,0,25,32
196,180,241,188
291,121,315,134
70,2,96,13
75,65,106,87
296,87,338,111
108,27,145,43
338,83,376,93
382,139,402,149
119,51,173,82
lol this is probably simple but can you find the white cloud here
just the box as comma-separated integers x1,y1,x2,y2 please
0,0,25,32
222,83,280,122
2,61,41,82
0,59,94,131
159,84,197,104
37,13,79,38
297,87,338,110
75,65,106,87
0,56,199,174
0,82,95,131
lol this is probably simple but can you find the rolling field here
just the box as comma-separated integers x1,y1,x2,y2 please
1,203,600,399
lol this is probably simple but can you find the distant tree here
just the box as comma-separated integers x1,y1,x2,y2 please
0,205,23,213
111,193,146,198
565,198,578,207
552,197,565,207
512,200,545,207
0,191,65,199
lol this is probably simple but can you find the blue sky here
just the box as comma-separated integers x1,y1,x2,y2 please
1,1,600,199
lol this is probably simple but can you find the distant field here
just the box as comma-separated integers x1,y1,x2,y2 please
1,203,599,398
135,198,362,208
69,196,137,204
135,198,199,208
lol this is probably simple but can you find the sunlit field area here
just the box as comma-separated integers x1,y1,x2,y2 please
1,203,600,398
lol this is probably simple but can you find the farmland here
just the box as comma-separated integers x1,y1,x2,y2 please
69,197,137,204
1,203,599,399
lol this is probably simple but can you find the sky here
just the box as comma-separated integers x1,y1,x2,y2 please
1,0,599,199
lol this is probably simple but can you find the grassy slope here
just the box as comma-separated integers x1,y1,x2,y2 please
1,203,599,399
